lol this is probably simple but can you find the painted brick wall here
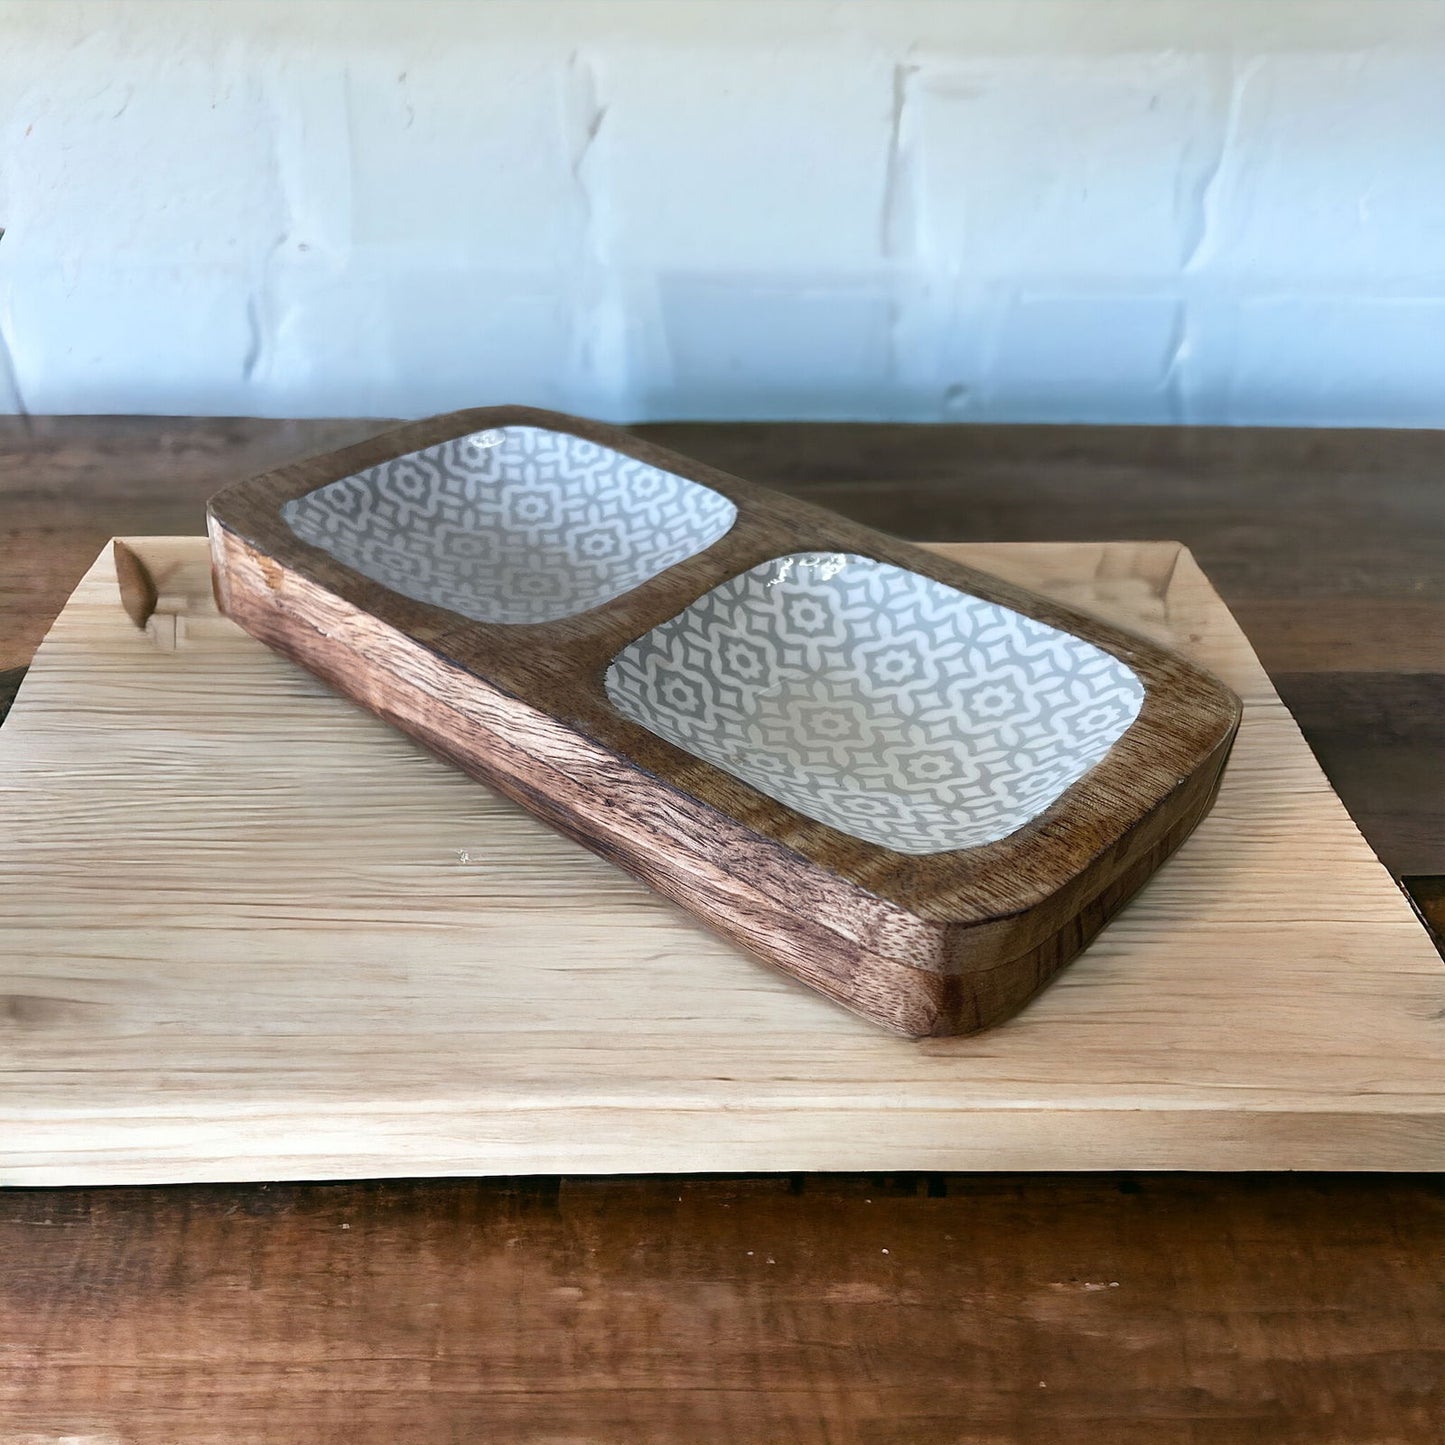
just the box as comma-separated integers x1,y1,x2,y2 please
1,0,1441,423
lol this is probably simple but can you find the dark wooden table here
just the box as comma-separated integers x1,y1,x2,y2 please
3,416,1442,1443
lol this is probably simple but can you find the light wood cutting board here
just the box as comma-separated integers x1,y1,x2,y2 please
2,537,1441,1183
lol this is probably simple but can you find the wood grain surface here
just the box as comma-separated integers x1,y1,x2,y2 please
5,1172,1442,1445
3,534,1438,1183
3,417,1443,1442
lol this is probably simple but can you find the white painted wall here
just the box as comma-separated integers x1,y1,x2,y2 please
1,0,1442,424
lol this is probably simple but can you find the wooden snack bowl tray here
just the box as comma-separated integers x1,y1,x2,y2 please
208,407,1240,1037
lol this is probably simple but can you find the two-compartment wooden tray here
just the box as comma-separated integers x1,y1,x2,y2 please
208,406,1241,1036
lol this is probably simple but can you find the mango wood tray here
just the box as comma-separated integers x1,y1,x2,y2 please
1,537,1441,1183
208,406,1240,1038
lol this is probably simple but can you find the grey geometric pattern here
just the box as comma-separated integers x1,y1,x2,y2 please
283,426,737,625
605,553,1146,856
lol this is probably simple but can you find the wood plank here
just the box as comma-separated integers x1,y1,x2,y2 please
3,1172,1442,1445
2,537,1440,1183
